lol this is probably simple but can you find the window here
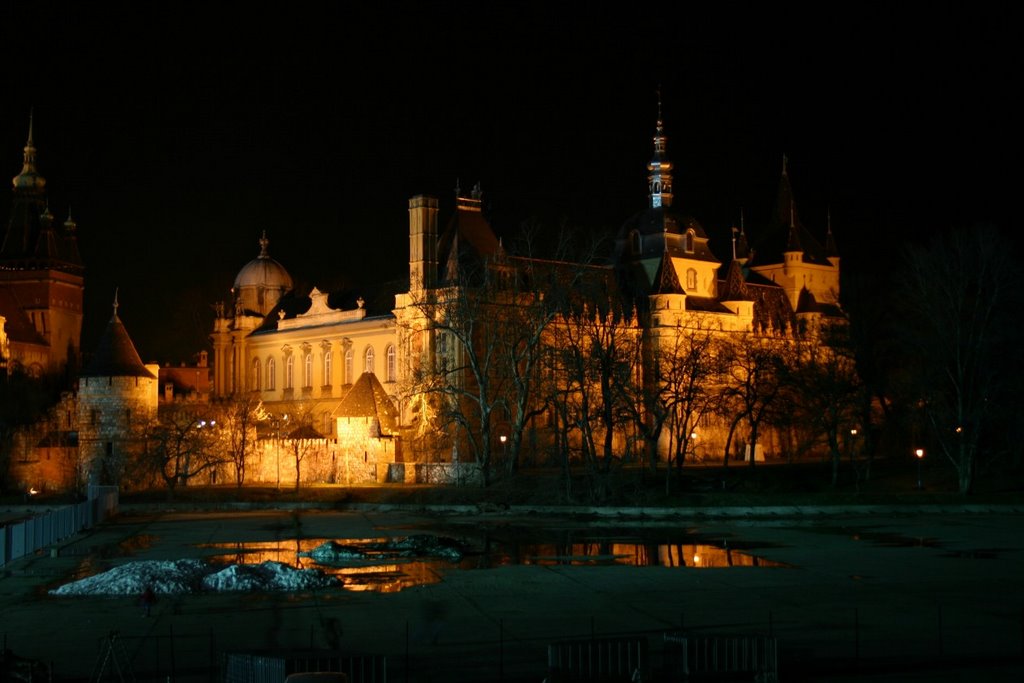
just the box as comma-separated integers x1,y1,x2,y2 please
266,357,276,390
323,350,332,386
303,353,313,388
684,229,695,253
344,349,353,384
386,344,396,382
364,346,375,375
686,268,697,291
252,358,261,391
285,355,294,389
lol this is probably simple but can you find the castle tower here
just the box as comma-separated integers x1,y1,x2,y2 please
77,293,159,485
0,112,84,377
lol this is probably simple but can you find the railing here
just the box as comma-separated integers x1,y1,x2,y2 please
547,636,648,682
0,485,118,567
663,632,778,682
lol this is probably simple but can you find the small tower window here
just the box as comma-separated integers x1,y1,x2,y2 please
684,230,695,254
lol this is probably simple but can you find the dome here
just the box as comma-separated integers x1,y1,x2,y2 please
232,233,293,317
233,254,293,291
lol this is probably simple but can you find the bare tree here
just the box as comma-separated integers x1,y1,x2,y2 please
550,298,642,501
216,394,266,487
660,321,723,481
719,332,790,467
788,323,863,486
137,405,223,497
896,226,1020,493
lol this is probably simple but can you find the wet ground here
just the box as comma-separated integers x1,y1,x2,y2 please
2,508,1023,681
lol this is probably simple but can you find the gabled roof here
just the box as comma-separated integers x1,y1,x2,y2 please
332,372,399,434
436,195,502,284
80,313,155,378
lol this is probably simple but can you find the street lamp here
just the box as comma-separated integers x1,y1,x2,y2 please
499,434,507,463
915,448,925,490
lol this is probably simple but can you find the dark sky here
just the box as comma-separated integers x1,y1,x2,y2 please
2,2,1020,363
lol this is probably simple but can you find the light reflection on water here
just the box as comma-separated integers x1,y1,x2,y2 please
197,534,788,592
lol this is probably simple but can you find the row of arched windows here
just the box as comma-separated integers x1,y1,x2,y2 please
251,344,397,392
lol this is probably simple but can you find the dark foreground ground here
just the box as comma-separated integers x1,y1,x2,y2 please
2,458,1023,682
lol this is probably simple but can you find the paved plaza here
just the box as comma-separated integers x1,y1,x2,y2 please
2,506,1023,682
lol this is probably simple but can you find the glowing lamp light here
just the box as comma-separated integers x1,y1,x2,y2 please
499,435,507,444
915,448,925,459
692,554,701,565
690,432,698,440
850,428,858,436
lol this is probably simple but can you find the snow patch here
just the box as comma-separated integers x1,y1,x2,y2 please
49,559,338,596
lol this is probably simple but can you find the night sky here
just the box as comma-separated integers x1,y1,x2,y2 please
2,2,1019,364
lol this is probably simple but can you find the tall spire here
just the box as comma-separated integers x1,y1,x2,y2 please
258,230,270,258
12,109,46,193
112,288,120,319
647,88,674,209
824,206,839,257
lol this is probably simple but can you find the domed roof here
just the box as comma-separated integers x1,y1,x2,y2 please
233,232,293,291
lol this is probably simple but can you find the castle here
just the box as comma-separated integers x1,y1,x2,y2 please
3,109,844,492
211,111,843,483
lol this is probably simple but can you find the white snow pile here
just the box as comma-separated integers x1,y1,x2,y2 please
49,559,339,596
300,535,464,565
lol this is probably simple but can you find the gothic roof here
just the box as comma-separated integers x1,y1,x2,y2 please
332,371,399,435
0,287,48,346
80,308,155,379
436,190,503,284
750,158,833,267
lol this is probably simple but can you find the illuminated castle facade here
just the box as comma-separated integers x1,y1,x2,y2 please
211,114,842,477
0,115,84,378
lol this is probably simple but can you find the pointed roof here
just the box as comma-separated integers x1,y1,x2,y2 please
80,295,156,378
436,186,502,285
647,91,674,209
12,110,46,194
750,155,832,267
720,260,752,301
651,236,684,295
332,372,399,435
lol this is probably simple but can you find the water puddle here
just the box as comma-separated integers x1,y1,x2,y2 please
196,530,789,592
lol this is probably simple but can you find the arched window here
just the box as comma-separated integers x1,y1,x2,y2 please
386,344,396,382
285,355,294,389
684,229,695,253
266,357,276,390
303,353,313,388
686,268,697,291
344,348,353,384
252,358,261,391
323,350,332,386
364,346,375,375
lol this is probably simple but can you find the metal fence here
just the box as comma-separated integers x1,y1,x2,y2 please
0,485,118,567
